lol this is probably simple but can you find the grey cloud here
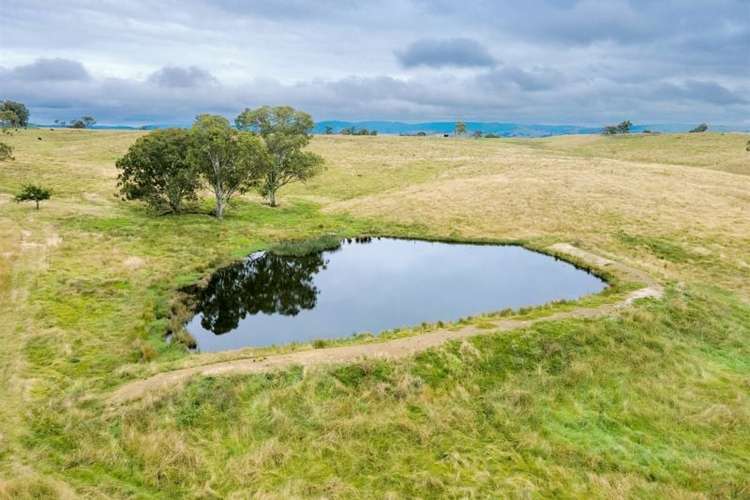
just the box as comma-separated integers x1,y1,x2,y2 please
7,58,91,82
651,80,747,106
147,66,218,88
3,61,748,127
479,66,563,92
396,38,496,68
1,1,748,126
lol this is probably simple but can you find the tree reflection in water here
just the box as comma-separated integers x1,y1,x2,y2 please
194,251,328,335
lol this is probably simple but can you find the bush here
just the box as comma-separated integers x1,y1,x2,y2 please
0,141,13,161
689,123,708,133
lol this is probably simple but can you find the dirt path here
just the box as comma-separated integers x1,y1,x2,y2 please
109,244,663,405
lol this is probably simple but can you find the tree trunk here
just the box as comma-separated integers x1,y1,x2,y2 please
215,192,224,219
269,189,277,207
35,200,39,209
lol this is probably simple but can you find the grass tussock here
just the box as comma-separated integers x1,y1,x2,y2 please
269,234,342,256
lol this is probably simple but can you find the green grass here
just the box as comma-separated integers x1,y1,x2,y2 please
0,129,749,497
21,286,750,497
269,234,342,256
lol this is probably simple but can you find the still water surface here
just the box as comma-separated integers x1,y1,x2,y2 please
186,238,607,352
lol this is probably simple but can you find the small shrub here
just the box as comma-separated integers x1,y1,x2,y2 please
14,184,51,209
0,141,13,161
689,123,708,133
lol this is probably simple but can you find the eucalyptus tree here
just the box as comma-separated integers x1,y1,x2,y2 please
0,110,19,133
235,106,324,207
116,128,200,213
0,101,29,128
189,114,269,218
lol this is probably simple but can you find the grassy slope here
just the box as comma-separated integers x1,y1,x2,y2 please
0,130,748,498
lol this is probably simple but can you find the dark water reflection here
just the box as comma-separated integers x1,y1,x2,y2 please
187,238,607,352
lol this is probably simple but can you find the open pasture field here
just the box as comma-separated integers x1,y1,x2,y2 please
0,129,749,498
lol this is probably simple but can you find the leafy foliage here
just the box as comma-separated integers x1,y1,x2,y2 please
14,184,51,209
236,106,324,206
340,126,377,136
690,123,709,133
0,141,13,161
454,121,467,135
603,120,633,135
70,116,96,129
116,129,200,213
0,110,19,134
0,100,29,127
189,114,269,218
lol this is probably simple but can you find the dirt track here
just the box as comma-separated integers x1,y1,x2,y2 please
109,244,663,405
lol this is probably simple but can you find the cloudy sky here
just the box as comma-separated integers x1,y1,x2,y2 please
1,0,748,125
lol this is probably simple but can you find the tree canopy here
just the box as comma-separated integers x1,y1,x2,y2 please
235,106,323,207
70,116,96,129
189,114,269,218
603,120,633,135
455,121,467,135
0,110,19,134
0,101,29,128
15,184,51,209
116,128,199,213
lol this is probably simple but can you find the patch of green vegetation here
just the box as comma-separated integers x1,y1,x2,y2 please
269,234,342,256
25,285,750,497
616,230,694,262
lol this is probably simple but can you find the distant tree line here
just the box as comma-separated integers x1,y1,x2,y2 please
117,105,323,218
53,116,97,128
602,120,632,135
321,125,378,135
339,126,377,136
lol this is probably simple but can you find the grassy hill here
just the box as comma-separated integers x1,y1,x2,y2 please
0,129,748,497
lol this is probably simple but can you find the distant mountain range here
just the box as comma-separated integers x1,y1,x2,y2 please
34,121,749,137
312,121,603,137
312,121,749,137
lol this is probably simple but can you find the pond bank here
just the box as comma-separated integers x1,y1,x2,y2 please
110,243,663,404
